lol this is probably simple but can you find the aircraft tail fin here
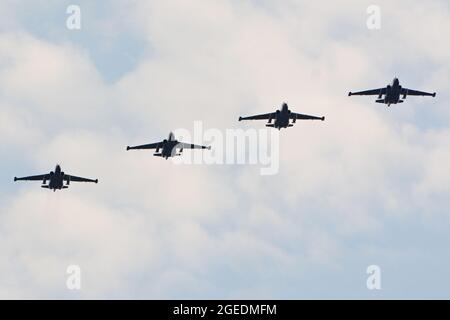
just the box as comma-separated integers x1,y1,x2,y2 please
288,124,294,127
153,153,164,157
265,124,275,128
375,99,385,104
41,185,50,189
398,100,404,103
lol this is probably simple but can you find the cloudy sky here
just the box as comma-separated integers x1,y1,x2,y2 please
1,0,449,299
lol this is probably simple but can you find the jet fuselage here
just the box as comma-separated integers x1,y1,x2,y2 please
272,103,291,129
381,78,402,106
156,133,181,159
45,165,67,191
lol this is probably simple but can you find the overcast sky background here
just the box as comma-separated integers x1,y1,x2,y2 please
1,0,450,299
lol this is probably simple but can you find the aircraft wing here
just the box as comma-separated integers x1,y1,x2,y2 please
349,88,386,96
14,174,49,182
290,113,325,121
239,112,276,121
176,142,211,150
127,142,162,150
65,175,98,183
401,88,436,97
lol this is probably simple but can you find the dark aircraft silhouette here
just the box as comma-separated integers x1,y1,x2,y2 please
348,78,436,106
238,103,325,130
126,132,211,160
14,165,98,191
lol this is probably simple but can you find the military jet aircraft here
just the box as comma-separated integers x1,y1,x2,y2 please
14,165,98,191
126,132,211,160
348,78,436,106
238,102,325,130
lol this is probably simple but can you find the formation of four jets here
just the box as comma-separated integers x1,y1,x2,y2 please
14,78,436,191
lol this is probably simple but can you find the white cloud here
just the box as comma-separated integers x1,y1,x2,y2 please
0,0,450,298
